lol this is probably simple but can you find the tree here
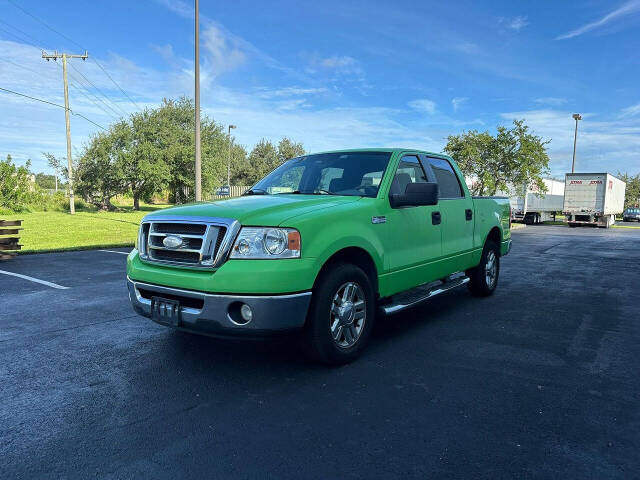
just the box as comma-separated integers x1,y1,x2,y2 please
44,152,71,183
120,114,168,210
617,172,640,207
34,172,58,190
444,119,551,196
245,139,279,184
74,129,128,210
233,137,305,186
277,137,305,163
0,155,33,211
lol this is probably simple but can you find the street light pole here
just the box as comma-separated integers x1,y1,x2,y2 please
571,113,582,173
194,0,202,201
227,124,236,188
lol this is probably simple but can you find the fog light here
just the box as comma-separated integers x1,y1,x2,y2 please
240,304,253,322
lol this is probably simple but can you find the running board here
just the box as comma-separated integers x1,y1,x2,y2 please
381,274,470,315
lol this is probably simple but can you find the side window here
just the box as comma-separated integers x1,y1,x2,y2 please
390,155,428,195
428,158,463,198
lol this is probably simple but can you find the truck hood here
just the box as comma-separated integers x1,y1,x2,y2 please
145,194,362,226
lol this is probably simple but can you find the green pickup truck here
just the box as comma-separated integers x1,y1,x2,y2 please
127,149,511,364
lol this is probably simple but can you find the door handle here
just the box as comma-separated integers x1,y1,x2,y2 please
432,211,441,225
465,209,473,221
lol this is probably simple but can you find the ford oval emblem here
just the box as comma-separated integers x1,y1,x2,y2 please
163,235,184,249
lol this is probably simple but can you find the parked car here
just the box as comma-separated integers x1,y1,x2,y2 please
623,207,640,222
126,149,511,364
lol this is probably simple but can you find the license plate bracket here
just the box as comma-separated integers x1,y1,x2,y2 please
151,296,181,326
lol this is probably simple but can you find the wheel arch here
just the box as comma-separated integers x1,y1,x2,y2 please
485,226,502,254
313,247,379,298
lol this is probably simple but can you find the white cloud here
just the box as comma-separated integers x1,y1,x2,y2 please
408,99,437,115
556,0,640,40
621,102,640,116
321,56,357,69
535,97,568,106
451,97,469,112
313,55,365,80
500,109,640,175
201,24,245,78
255,87,328,99
502,16,529,31
0,39,444,175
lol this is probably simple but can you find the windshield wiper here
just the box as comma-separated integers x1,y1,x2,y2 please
275,190,338,195
313,189,338,195
243,188,269,196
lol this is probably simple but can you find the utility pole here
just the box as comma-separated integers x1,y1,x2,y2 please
42,50,88,214
227,124,236,188
571,113,582,174
194,0,202,201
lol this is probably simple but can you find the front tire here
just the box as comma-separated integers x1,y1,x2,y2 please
467,241,500,297
304,263,375,365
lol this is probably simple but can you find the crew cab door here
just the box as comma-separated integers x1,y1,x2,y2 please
384,154,443,294
425,156,474,271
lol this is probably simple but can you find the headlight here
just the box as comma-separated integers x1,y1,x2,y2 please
230,227,301,259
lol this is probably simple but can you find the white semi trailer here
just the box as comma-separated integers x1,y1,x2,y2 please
563,173,626,228
509,178,565,225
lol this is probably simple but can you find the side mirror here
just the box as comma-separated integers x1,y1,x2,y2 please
389,182,439,208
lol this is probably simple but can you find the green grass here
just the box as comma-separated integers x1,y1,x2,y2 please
2,204,172,253
612,224,640,229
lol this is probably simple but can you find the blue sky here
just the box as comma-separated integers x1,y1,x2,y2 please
1,0,639,177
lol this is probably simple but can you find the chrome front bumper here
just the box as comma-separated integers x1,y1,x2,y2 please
127,277,312,336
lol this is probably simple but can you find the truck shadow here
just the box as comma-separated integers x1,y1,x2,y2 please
160,288,479,370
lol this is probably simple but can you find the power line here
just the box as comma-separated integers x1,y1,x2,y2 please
0,86,106,130
68,79,122,121
68,61,129,117
7,0,85,50
92,59,141,110
0,56,41,75
7,0,142,111
0,86,66,110
0,55,117,127
73,112,107,131
41,55,121,120
67,68,125,119
0,18,46,48
0,24,33,45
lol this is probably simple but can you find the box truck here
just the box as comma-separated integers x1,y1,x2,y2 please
563,173,626,228
509,178,565,224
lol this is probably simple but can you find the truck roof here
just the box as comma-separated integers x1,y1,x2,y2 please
565,172,619,177
308,148,452,160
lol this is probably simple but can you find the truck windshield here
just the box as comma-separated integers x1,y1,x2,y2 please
248,151,392,197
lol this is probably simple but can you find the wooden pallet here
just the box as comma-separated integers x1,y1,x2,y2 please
0,219,22,260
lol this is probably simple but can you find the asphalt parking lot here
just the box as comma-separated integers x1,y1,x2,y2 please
2,226,640,479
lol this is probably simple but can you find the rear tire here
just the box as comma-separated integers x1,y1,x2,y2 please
467,241,500,297
303,263,375,365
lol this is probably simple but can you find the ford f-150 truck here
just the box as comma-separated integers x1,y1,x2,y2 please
127,149,511,364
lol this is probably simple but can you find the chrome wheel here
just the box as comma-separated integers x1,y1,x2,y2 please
330,281,366,348
485,250,497,288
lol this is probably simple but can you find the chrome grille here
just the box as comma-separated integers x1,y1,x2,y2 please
138,216,240,269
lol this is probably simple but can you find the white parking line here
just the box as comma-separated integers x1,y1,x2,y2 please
99,249,130,255
0,270,69,289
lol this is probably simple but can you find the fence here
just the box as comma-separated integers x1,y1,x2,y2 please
0,219,22,260
182,186,251,202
